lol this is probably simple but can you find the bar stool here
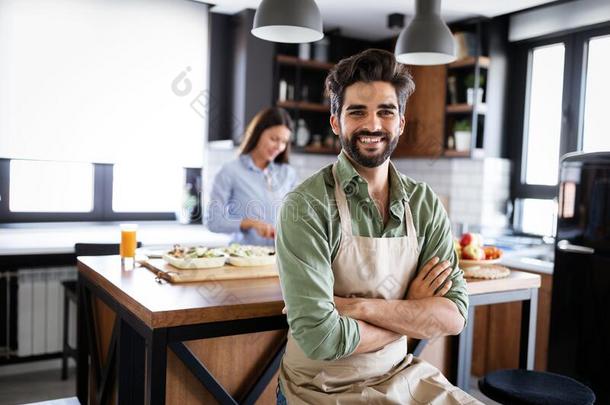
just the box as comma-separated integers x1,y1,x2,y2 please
62,242,140,380
478,369,596,405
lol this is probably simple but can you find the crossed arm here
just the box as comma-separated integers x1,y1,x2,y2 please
276,188,468,361
338,257,466,354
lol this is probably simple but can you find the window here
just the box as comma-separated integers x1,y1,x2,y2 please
511,25,610,236
112,163,183,213
0,0,208,222
582,34,610,152
516,198,557,236
9,160,94,213
523,43,565,186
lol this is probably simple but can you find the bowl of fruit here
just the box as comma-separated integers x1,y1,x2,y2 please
455,233,503,268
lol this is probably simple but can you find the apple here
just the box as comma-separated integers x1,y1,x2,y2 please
459,233,473,247
462,243,485,260
460,233,483,248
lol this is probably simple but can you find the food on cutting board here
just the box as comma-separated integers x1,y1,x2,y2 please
455,233,503,263
161,244,276,269
462,265,510,279
163,244,227,269
224,244,276,267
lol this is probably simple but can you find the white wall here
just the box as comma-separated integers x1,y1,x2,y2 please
204,144,511,231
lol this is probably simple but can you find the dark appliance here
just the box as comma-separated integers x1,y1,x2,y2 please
549,151,610,404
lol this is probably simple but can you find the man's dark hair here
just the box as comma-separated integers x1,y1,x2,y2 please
325,48,415,116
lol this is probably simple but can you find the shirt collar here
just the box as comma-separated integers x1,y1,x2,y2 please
335,150,410,205
240,154,276,173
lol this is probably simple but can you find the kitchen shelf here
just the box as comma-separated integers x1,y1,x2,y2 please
446,103,487,114
448,56,490,69
276,55,334,71
277,100,330,113
303,145,341,154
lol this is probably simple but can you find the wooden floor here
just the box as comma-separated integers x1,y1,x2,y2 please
0,367,76,405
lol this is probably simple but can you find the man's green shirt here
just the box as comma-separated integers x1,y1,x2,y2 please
276,151,468,361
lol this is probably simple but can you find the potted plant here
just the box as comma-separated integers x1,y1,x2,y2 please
464,73,485,105
453,119,472,151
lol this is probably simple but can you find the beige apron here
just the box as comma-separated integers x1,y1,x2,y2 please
279,163,481,404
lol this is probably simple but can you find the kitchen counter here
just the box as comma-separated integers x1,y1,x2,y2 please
77,255,540,403
0,221,231,256
501,256,554,274
500,245,555,274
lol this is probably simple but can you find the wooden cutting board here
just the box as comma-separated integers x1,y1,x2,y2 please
139,259,278,284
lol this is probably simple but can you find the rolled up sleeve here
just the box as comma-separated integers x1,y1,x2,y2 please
276,191,360,360
416,187,469,325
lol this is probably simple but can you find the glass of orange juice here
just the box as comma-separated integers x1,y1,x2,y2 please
120,224,138,266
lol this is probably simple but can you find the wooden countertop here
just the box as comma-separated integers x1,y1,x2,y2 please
77,255,540,329
466,271,541,295
78,255,284,328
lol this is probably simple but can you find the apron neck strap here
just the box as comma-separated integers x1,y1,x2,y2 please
331,163,354,236
332,162,418,240
403,200,418,239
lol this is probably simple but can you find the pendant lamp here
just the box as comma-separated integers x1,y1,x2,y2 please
395,0,456,65
252,0,324,43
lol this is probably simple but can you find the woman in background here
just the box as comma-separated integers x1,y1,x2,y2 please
207,107,298,246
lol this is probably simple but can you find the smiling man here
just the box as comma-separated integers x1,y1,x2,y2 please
275,49,480,404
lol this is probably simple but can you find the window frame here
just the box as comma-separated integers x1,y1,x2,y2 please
0,158,179,223
508,22,610,235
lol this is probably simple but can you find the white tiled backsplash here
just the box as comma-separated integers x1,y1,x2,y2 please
204,144,511,230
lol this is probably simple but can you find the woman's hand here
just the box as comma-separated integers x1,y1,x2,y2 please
406,257,453,300
252,220,275,239
240,218,276,239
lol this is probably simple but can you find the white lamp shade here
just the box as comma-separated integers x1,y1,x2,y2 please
395,0,456,65
252,0,323,43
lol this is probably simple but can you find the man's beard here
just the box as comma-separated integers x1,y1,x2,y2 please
339,129,399,168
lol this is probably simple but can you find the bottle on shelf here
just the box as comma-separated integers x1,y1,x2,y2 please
296,119,310,147
298,43,311,60
313,37,330,62
278,79,288,102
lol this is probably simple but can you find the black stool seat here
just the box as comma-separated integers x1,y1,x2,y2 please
479,369,595,405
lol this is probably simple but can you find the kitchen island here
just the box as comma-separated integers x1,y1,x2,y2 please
77,256,540,404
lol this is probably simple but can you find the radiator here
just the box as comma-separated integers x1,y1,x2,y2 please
11,267,78,357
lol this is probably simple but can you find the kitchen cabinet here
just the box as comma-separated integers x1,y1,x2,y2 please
273,53,336,154
443,56,489,158
393,65,447,158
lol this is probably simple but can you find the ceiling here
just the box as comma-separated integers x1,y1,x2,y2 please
198,0,560,40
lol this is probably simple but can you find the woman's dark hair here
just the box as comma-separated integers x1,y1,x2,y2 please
325,48,415,117
239,107,294,164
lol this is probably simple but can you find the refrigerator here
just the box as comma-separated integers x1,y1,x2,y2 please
548,151,610,403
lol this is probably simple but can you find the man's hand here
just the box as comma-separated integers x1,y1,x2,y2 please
406,256,453,300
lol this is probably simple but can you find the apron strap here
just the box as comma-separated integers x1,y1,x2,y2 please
331,163,354,236
403,200,418,240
